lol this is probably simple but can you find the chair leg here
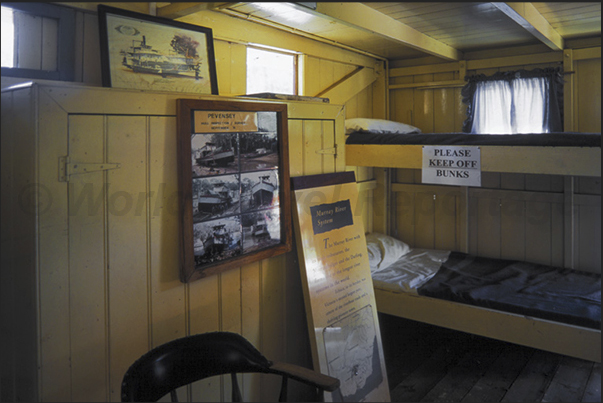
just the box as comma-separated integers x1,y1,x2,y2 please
278,376,288,402
231,373,242,402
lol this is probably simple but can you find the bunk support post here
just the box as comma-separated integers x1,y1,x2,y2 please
373,167,392,235
564,176,576,269
563,49,574,131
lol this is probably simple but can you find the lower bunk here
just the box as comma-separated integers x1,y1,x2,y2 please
366,233,601,363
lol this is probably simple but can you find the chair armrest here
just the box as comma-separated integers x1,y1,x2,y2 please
269,361,340,392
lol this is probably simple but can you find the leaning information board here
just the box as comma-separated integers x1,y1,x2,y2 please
292,172,390,402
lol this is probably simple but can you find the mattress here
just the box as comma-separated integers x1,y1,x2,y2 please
346,132,602,147
372,249,601,330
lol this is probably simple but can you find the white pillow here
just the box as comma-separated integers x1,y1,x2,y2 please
365,232,411,272
345,118,421,135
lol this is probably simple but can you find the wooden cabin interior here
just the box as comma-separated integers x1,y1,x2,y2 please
1,2,600,402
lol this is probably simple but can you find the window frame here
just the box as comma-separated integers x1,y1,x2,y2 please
1,2,75,81
246,45,299,96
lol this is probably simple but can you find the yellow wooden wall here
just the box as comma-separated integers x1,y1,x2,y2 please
0,5,384,403
385,44,601,273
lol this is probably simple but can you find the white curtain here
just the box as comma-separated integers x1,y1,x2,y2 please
471,77,549,134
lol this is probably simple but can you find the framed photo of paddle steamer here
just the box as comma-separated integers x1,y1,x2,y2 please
177,99,291,282
98,5,218,95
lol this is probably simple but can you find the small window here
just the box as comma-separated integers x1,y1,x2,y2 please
1,2,75,81
246,47,297,95
462,68,563,134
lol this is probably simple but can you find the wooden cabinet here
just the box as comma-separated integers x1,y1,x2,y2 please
1,82,345,402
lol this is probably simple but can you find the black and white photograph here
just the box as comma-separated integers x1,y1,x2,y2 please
193,216,242,266
242,209,281,254
192,175,240,222
241,170,280,212
239,113,279,172
191,132,239,177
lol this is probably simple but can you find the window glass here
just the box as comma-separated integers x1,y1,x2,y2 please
1,2,74,81
246,47,296,95
1,6,15,67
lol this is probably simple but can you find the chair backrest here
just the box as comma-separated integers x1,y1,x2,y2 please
121,331,339,402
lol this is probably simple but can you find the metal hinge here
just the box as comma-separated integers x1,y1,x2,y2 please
59,156,120,182
316,145,338,156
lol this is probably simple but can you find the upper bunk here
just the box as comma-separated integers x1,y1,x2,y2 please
345,122,601,177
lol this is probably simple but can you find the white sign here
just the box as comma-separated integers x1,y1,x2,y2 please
422,146,481,186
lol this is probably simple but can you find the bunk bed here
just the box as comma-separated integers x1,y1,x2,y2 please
345,118,601,177
366,233,601,363
345,119,602,362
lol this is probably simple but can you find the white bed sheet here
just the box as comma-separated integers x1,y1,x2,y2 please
371,248,451,294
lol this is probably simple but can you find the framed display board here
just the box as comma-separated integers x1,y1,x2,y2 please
177,99,291,282
98,5,218,95
292,172,390,402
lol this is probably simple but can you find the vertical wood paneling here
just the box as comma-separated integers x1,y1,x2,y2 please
149,116,187,344
476,198,501,258
288,120,304,177
260,256,287,402
434,192,458,250
577,202,601,272
106,116,151,402
500,200,526,261
68,115,108,402
302,120,326,175
241,261,262,401
41,16,58,71
413,74,435,133
576,58,602,133
1,89,41,403
81,12,102,85
433,72,455,133
396,191,415,245
303,56,321,97
525,202,554,265
414,193,435,248
189,275,221,402
36,89,71,402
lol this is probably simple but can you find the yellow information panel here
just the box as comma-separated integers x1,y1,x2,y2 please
292,172,390,402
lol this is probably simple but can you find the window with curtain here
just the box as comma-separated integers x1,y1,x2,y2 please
461,68,564,134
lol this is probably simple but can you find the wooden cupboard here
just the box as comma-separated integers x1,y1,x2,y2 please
1,82,346,402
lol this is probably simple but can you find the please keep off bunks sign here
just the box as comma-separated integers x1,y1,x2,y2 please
422,146,481,187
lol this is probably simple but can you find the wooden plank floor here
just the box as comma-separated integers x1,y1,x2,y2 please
378,313,601,402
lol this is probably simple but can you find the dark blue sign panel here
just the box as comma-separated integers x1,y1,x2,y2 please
310,199,353,235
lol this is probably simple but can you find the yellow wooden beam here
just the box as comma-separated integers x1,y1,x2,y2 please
317,67,377,105
157,2,237,19
314,3,462,61
492,2,564,51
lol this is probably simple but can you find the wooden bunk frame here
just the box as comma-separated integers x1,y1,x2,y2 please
347,140,601,363
375,286,601,363
346,143,601,177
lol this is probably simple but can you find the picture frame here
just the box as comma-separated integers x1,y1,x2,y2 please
98,5,218,95
177,99,292,282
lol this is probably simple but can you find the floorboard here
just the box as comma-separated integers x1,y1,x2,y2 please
379,313,601,403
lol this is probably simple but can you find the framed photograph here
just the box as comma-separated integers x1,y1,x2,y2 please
177,99,292,282
98,5,218,95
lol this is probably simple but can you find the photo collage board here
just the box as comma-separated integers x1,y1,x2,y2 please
177,100,291,282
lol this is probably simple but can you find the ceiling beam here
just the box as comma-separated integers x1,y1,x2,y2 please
157,3,238,19
313,3,462,61
492,2,564,51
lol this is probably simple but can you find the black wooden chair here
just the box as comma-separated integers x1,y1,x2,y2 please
121,331,340,402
